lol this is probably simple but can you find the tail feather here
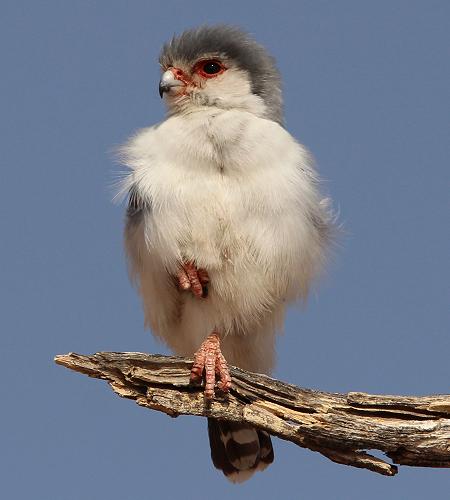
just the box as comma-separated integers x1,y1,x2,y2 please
208,419,274,483
256,428,275,470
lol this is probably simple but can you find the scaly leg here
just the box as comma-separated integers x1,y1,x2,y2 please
190,332,232,399
177,261,209,299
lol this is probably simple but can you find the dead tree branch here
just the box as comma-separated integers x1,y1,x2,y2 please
55,351,450,476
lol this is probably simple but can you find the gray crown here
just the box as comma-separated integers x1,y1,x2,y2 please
159,25,284,125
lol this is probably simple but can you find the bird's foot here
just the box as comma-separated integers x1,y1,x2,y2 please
177,261,209,299
190,332,231,399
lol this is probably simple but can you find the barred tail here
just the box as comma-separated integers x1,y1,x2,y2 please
208,419,274,483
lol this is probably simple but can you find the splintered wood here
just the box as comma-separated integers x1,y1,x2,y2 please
55,351,450,476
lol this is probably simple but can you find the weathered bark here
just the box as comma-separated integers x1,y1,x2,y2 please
55,351,450,476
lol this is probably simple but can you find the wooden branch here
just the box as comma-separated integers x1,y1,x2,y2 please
55,352,450,476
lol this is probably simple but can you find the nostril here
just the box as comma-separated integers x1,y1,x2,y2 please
174,69,183,77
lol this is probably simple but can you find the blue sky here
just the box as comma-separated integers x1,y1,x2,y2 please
1,1,448,499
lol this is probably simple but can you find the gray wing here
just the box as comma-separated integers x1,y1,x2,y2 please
123,184,182,345
124,184,152,281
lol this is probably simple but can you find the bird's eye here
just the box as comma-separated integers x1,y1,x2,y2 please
202,61,221,74
195,60,225,78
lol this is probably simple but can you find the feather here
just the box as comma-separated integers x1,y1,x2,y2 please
121,25,333,482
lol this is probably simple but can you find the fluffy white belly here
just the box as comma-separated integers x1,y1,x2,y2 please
138,110,307,270
122,109,329,368
147,166,285,322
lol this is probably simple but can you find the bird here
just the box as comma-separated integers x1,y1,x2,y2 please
119,25,332,483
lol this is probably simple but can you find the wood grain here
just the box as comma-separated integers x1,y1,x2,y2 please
55,351,450,476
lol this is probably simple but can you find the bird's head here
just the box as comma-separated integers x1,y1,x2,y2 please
158,25,283,125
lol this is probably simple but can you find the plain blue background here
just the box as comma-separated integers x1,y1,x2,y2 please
1,1,448,498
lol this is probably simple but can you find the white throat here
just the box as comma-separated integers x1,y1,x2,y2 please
165,67,270,121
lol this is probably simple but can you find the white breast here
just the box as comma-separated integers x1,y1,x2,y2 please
122,109,318,273
121,108,329,368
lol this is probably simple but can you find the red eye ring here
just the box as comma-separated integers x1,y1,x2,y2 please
194,59,226,78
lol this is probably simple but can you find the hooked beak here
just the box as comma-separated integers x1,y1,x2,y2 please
159,69,185,98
